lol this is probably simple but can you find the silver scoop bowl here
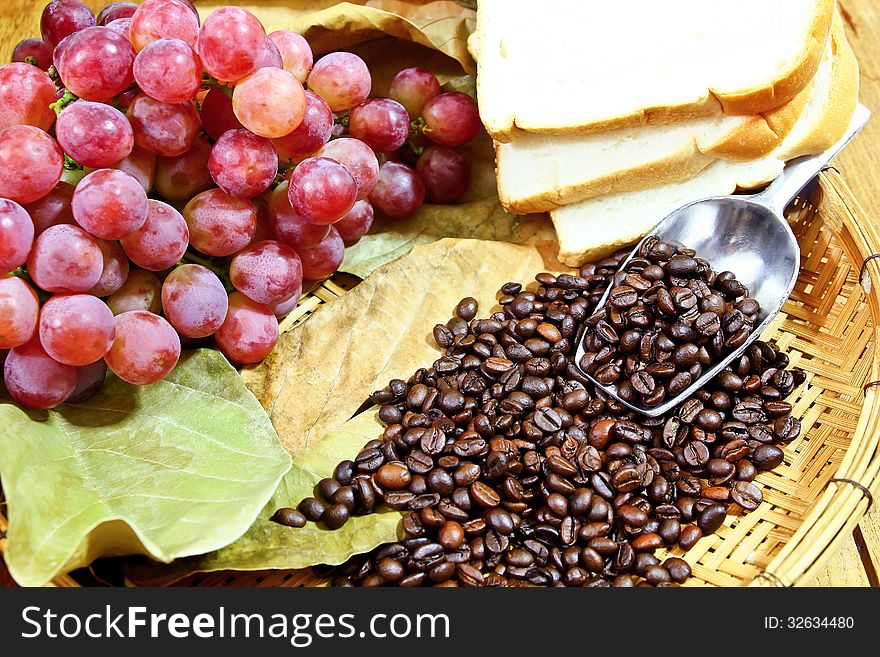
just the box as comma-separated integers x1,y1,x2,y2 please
576,103,871,417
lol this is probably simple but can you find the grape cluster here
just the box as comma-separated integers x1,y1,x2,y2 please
1,0,483,410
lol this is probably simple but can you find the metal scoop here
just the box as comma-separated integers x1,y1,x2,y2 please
576,103,871,417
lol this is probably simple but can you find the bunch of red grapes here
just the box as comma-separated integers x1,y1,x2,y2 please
0,0,482,410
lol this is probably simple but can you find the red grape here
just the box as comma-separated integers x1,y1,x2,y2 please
72,168,148,240
269,30,312,82
0,125,63,204
56,100,134,168
53,26,135,101
25,181,75,235
230,240,303,306
270,289,302,319
104,310,180,385
0,63,57,131
127,93,201,156
199,88,243,141
422,92,481,147
41,0,96,49
208,128,278,198
389,67,441,118
288,156,357,225
369,161,425,219
307,52,371,112
318,137,379,200
89,238,129,297
130,0,199,52
120,199,189,271
108,144,156,193
161,264,229,338
255,37,283,69
107,268,162,315
349,98,410,153
416,146,471,203
268,180,329,249
4,336,77,409
214,292,278,365
134,38,203,104
183,188,256,256
0,277,40,349
198,6,265,82
39,293,116,366
154,133,214,201
105,17,132,39
334,199,374,242
27,224,103,293
0,199,34,274
67,360,107,403
232,67,306,139
295,225,345,280
12,38,54,71
97,2,138,26
272,91,333,160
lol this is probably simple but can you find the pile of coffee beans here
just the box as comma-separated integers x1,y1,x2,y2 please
580,237,762,408
272,248,802,587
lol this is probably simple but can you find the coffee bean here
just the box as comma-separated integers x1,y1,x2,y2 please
470,481,501,507
753,444,785,470
679,525,703,550
298,497,326,522
271,507,307,528
774,415,801,442
323,504,350,529
697,503,727,535
375,461,412,489
730,481,763,510
664,557,691,584
456,296,478,321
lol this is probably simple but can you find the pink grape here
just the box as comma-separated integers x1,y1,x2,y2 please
0,277,39,349
288,157,357,225
161,264,228,338
349,98,410,153
272,91,333,160
4,336,77,409
307,52,371,112
97,2,138,26
270,289,302,319
67,360,107,403
107,269,162,315
56,100,134,168
129,0,199,51
230,240,303,306
54,26,135,101
105,17,132,39
0,63,57,131
109,144,156,193
39,293,116,366
369,161,425,219
295,225,345,280
41,0,96,49
232,67,306,139
214,292,278,365
12,38,54,70
183,188,256,256
255,37,283,69
134,38,202,104
89,239,129,297
120,199,190,271
104,310,180,385
318,137,379,200
198,7,265,82
127,93,201,156
334,199,374,242
154,134,214,201
208,129,278,198
0,199,34,273
422,92,481,147
25,181,75,235
0,125,63,204
416,146,471,203
389,67,441,118
27,224,103,293
268,181,329,249
269,30,312,82
199,88,243,140
72,168,148,240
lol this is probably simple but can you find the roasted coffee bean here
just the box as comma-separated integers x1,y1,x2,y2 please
334,460,355,486
753,444,785,470
456,296,478,321
316,477,341,502
298,497,326,522
679,524,703,550
323,504,350,529
471,481,501,507
664,557,691,584
658,518,681,545
774,415,801,442
375,461,412,490
683,441,710,467
731,481,763,510
271,507,307,528
697,503,727,535
331,486,356,511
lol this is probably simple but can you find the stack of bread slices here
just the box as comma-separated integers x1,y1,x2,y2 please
470,0,859,265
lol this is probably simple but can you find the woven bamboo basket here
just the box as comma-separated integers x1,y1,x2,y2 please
1,170,879,587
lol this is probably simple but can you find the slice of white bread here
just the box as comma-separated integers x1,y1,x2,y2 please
472,0,834,142
550,11,858,267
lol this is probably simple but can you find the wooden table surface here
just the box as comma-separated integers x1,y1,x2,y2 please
0,0,878,587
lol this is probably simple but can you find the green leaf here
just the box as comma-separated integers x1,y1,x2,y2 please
0,349,292,586
124,410,403,585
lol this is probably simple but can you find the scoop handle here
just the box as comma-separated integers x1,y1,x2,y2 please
751,104,870,214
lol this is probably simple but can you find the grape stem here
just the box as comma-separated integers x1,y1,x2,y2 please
63,153,83,171
201,74,234,100
179,251,235,292
404,138,426,158
334,112,350,128
50,88,78,116
24,56,38,67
